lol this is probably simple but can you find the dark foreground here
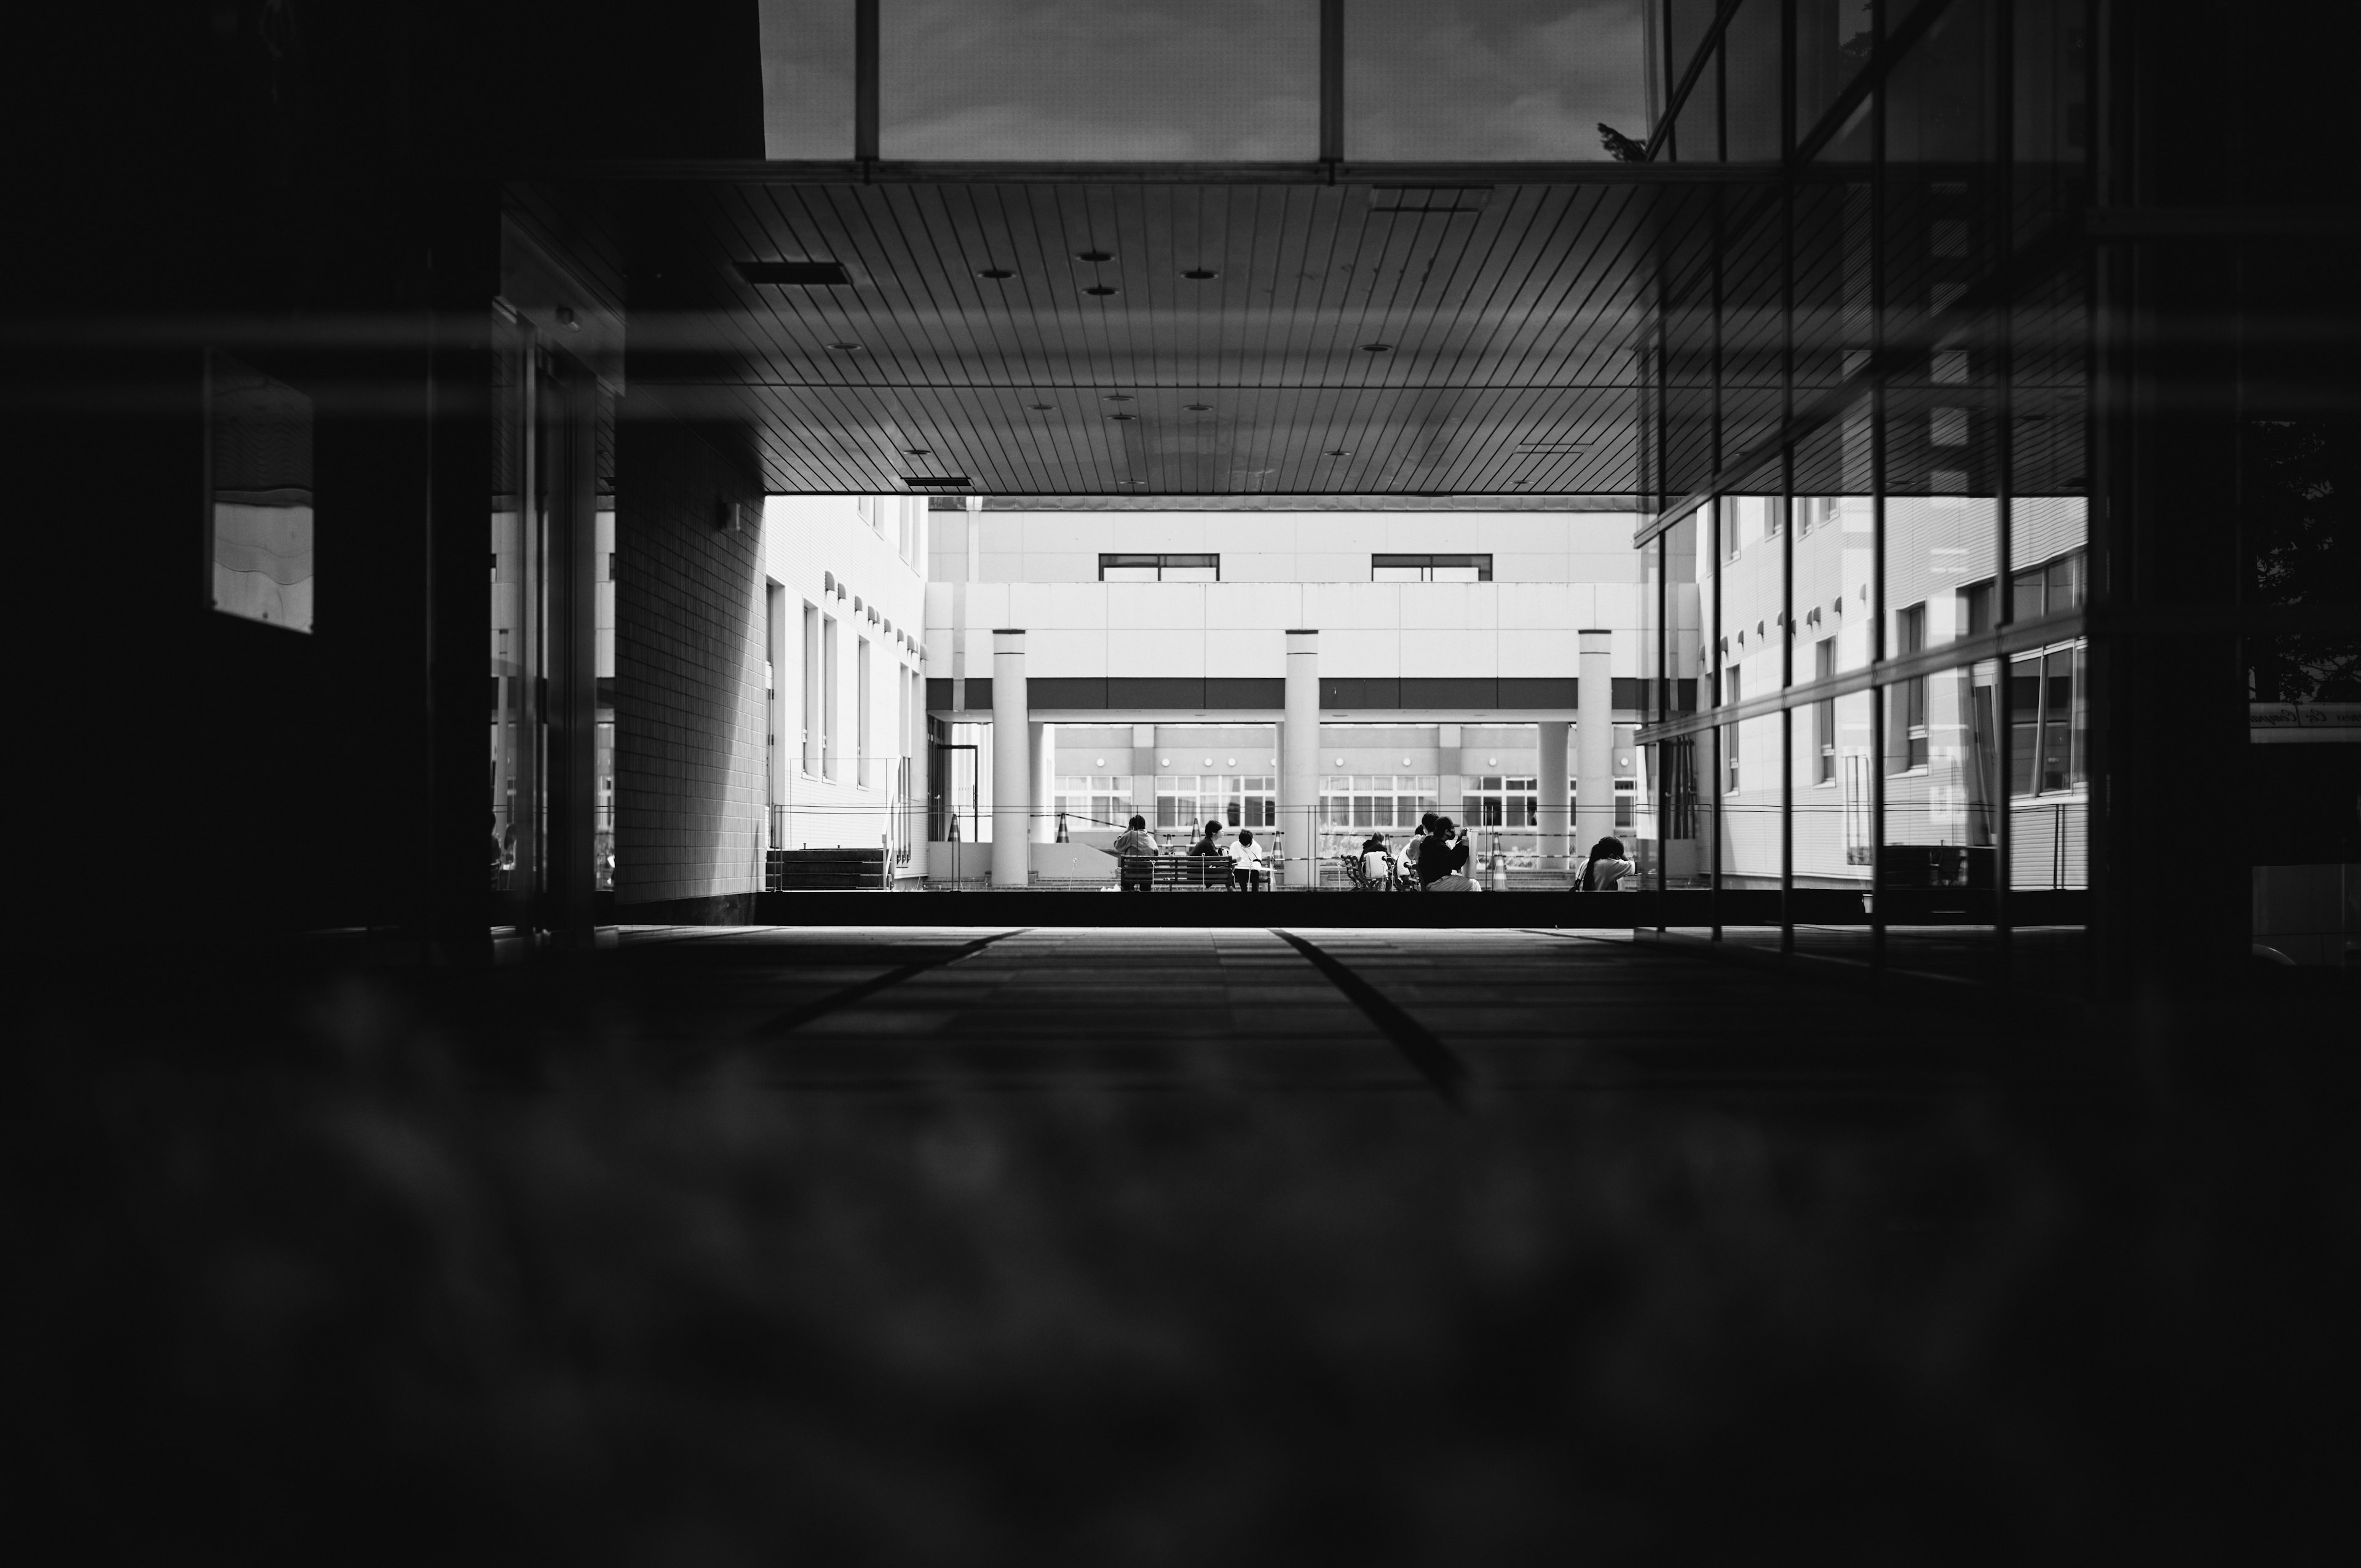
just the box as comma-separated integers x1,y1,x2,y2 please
8,927,2355,1564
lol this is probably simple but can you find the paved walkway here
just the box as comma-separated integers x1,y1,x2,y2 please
14,927,2352,1564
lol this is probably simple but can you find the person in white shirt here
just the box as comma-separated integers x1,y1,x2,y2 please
1226,827,1269,892
1575,835,1638,892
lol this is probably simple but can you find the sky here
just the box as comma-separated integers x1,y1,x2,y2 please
762,1,1651,162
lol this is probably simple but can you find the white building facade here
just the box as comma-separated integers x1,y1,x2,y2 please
918,500,1654,887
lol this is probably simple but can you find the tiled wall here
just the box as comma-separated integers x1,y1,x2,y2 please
613,419,769,906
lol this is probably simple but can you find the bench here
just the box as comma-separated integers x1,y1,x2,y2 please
1120,854,1244,891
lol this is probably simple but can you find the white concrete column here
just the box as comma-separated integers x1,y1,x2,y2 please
1536,719,1573,871
991,630,1030,885
1029,720,1055,842
1575,630,1615,858
1282,629,1319,888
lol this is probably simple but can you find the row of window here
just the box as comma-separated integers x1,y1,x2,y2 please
1096,553,1495,582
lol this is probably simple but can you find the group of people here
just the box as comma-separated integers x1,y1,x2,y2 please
1359,813,1479,892
1110,816,1270,892
1109,810,1642,895
1355,815,1639,894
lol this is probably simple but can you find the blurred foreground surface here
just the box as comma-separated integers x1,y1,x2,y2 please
8,928,2355,1564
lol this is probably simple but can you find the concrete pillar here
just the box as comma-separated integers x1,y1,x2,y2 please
1575,629,1615,858
1282,629,1319,888
1029,720,1055,842
1536,719,1572,871
991,630,1029,885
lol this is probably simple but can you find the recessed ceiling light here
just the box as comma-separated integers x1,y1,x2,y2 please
1075,250,1114,263
1084,285,1118,296
1107,412,1137,421
904,446,930,456
1184,402,1212,412
1102,393,1134,402
976,267,1014,279
1360,342,1393,352
1027,402,1055,411
826,341,862,352
1326,449,1351,457
1183,268,1218,280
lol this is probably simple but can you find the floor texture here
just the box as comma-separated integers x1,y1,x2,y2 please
8,927,2354,1564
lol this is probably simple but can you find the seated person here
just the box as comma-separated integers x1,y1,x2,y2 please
1112,814,1159,892
1422,817,1479,891
1574,835,1637,892
1359,831,1395,888
1226,828,1270,891
1189,819,1225,857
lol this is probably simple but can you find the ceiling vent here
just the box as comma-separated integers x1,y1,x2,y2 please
903,475,971,489
737,261,853,286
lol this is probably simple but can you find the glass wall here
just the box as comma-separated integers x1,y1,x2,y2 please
1633,0,2094,988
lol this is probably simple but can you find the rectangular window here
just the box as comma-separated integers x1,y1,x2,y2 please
1319,775,1438,831
2012,548,2087,621
802,603,820,774
822,616,839,779
856,638,871,787
1459,776,1538,829
1892,603,1929,772
1614,777,1637,830
1370,553,1493,582
1962,577,1996,636
1814,639,1837,785
1100,553,1219,582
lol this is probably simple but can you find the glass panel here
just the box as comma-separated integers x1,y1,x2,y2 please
1790,400,1875,674
1884,341,2001,668
2009,258,2089,582
1884,0,1995,167
206,352,315,634
2011,0,2091,247
1668,38,1719,160
1792,687,1875,960
490,313,531,917
1796,0,1875,141
1723,0,1782,160
757,0,858,158
2006,641,2086,881
1345,0,1651,161
882,0,1318,160
1878,656,2001,984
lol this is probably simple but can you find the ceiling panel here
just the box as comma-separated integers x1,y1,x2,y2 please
602,178,1727,496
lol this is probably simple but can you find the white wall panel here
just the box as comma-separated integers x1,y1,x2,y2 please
1205,627,1286,676
1401,628,1498,677
1303,582,1402,629
1320,627,1400,676
1500,627,1579,674
1106,582,1205,628
1206,582,1302,628
1108,627,1205,675
1025,628,1107,675
1295,552,1365,582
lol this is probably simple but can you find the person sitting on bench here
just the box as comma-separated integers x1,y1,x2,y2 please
1112,814,1158,892
1227,828,1270,892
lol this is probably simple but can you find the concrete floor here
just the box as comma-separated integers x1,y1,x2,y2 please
11,927,2355,1564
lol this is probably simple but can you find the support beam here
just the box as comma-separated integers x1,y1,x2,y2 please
991,630,1030,885
1030,721,1056,842
1536,719,1572,871
1575,630,1616,858
1283,630,1319,887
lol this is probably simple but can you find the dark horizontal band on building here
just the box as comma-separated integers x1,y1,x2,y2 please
927,676,1693,713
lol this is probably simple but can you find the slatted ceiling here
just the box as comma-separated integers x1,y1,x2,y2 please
603,178,1720,494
